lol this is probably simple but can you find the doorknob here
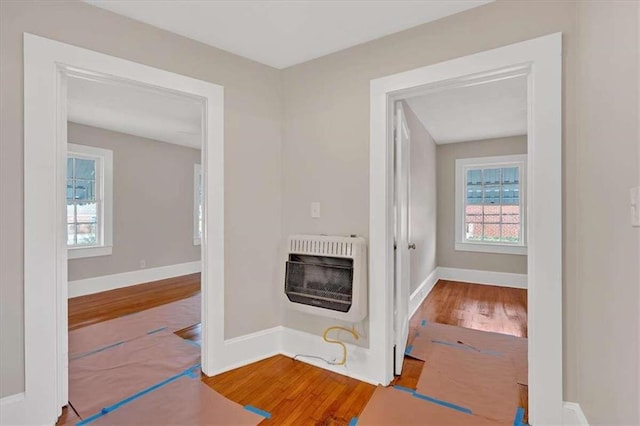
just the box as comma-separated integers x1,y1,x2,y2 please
408,243,416,250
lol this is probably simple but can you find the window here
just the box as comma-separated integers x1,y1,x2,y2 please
193,164,203,245
455,154,527,255
67,144,113,259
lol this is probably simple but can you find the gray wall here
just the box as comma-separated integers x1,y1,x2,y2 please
280,1,638,424
403,102,437,294
436,136,528,274
1,0,283,397
67,123,201,282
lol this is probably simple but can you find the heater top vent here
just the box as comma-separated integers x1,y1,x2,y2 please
288,235,364,259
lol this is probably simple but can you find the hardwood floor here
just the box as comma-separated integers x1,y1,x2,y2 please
61,277,528,425
68,273,200,330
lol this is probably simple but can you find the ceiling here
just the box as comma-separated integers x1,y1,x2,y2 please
85,0,492,69
67,75,202,149
404,75,527,144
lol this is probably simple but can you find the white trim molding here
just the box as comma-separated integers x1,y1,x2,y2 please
68,261,202,298
563,402,590,426
437,267,527,289
370,33,563,425
409,268,439,319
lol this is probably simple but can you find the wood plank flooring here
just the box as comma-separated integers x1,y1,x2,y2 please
68,273,200,330
61,276,528,425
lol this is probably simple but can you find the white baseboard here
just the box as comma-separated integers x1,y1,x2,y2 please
206,326,282,376
409,268,438,319
0,392,25,407
280,327,379,385
563,401,590,425
68,261,201,298
437,266,527,289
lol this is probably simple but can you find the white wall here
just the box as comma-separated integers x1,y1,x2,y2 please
403,102,437,293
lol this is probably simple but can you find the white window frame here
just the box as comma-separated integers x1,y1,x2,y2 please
66,143,113,259
193,163,202,246
454,154,527,256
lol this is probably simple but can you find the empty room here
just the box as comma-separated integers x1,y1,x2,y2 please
1,1,638,426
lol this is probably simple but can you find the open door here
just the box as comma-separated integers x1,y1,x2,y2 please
394,102,411,375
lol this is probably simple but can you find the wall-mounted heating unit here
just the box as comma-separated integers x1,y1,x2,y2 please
285,235,367,322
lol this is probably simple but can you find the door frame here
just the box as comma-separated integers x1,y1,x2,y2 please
7,33,225,425
369,33,563,425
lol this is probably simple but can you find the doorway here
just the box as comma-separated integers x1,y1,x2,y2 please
370,33,563,424
20,34,224,424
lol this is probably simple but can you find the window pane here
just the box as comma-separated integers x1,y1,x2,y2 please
484,185,501,205
67,202,76,224
75,223,97,246
67,158,74,178
74,180,95,200
76,202,97,224
67,224,76,246
467,169,482,185
501,223,520,242
465,223,483,241
67,179,74,200
483,224,501,241
502,205,520,224
501,183,519,205
466,184,483,205
502,167,519,184
75,158,96,179
484,168,501,185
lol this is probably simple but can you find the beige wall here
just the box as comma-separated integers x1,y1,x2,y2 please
403,102,437,294
280,1,638,423
436,136,527,275
0,1,283,397
67,123,201,281
574,2,639,424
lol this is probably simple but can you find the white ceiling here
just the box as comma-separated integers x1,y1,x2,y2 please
84,0,492,69
405,75,527,144
67,75,202,149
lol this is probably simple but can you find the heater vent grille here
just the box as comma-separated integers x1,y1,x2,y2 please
285,235,367,322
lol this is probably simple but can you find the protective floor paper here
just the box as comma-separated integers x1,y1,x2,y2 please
356,386,506,425
408,322,528,385
89,375,263,426
415,344,519,423
69,294,201,358
69,330,200,419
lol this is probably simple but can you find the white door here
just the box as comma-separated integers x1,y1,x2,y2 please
394,102,411,375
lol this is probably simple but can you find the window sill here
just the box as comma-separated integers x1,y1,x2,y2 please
68,245,113,259
193,238,201,246
455,242,527,256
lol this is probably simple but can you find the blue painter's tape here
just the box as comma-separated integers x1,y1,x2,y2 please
244,405,271,419
431,339,502,357
70,341,124,360
348,416,358,426
405,345,413,355
392,385,415,394
76,363,202,426
412,391,473,414
513,407,526,426
421,319,427,326
147,326,168,335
